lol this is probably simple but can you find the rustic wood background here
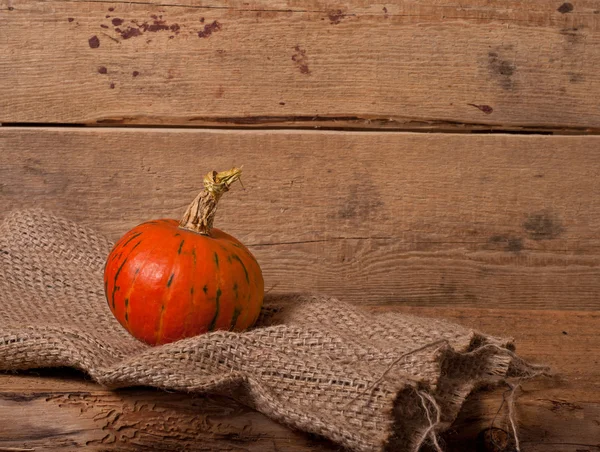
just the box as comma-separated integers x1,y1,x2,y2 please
1,0,599,450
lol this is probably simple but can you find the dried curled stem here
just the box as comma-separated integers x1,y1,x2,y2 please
179,167,242,235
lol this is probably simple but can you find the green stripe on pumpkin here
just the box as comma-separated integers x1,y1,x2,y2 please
230,307,242,330
208,288,221,331
111,240,143,310
120,231,143,249
230,254,249,284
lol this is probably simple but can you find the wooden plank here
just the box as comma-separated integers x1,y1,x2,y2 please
1,127,600,310
1,0,600,130
0,374,338,451
1,308,598,451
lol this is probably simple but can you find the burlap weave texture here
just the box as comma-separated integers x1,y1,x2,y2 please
0,210,541,451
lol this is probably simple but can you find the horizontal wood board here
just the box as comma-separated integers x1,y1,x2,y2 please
1,0,600,130
1,128,599,310
1,307,598,451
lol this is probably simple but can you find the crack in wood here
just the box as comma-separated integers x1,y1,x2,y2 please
31,0,600,28
86,115,600,134
47,0,331,14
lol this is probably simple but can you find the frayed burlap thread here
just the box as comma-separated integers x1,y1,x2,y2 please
0,210,545,452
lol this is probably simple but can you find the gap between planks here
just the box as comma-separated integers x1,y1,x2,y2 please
2,122,598,134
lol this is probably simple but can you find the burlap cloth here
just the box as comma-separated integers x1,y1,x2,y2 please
0,210,545,451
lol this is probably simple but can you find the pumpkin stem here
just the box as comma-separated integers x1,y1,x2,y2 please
179,167,243,235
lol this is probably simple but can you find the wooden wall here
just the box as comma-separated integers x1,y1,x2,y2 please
1,0,599,450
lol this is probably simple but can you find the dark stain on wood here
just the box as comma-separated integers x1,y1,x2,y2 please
292,46,310,75
112,16,182,41
328,10,344,24
488,235,523,252
468,103,494,114
198,20,222,38
561,26,584,44
88,36,100,49
23,158,45,176
68,17,74,22
144,20,175,33
337,183,384,221
523,211,564,240
121,27,142,39
98,66,108,74
547,399,583,412
568,72,585,83
488,51,515,90
557,2,574,13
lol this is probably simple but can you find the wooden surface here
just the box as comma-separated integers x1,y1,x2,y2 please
1,0,600,131
2,0,600,449
1,128,600,310
1,307,599,451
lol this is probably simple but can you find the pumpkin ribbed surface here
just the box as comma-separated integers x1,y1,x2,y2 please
103,168,264,345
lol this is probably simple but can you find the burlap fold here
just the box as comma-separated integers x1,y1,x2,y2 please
0,210,543,452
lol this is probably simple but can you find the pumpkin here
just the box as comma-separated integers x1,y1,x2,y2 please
103,168,264,346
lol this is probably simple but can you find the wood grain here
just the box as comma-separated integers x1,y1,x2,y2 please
1,127,600,310
1,308,598,451
1,0,600,130
0,377,338,451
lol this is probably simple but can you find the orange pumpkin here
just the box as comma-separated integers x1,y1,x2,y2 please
103,168,264,345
